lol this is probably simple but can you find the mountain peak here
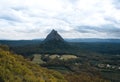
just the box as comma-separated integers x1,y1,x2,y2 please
41,29,72,54
51,29,57,33
44,29,64,42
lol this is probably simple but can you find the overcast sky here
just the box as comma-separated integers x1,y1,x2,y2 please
0,0,120,40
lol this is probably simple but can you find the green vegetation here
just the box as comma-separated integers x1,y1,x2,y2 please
64,73,109,82
0,45,67,82
32,54,45,64
37,53,119,82
1,39,120,55
0,31,119,82
1,40,120,56
0,45,110,82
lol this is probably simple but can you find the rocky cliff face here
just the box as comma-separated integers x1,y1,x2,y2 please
44,29,64,42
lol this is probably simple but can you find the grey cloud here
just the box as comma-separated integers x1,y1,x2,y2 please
76,24,120,37
0,9,23,23
99,25,120,37
0,15,19,22
14,28,40,33
68,0,79,4
104,17,120,25
113,0,120,9
0,0,120,39
75,26,98,33
12,7,27,11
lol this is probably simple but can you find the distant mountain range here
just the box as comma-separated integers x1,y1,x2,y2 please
34,38,120,43
1,38,120,42
0,38,120,47
65,38,120,43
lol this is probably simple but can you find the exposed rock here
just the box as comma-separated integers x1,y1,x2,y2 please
44,29,64,42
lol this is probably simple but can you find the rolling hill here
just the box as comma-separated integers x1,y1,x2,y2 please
0,45,67,82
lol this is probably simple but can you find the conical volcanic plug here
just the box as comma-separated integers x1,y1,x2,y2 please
40,29,72,54
44,29,64,42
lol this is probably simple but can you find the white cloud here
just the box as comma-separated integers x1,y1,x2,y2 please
0,0,120,39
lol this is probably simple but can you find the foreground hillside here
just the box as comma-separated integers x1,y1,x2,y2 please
0,45,110,82
0,45,67,82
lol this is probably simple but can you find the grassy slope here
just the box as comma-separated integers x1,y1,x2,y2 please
0,45,110,82
0,46,67,82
